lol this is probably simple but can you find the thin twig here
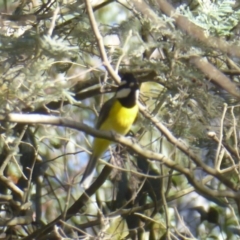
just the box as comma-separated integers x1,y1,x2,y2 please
215,103,228,169
161,164,170,239
173,206,196,239
134,212,178,240
47,6,59,36
84,0,120,83
230,106,240,160
138,105,237,191
2,113,240,199
0,125,28,175
115,30,132,73
22,174,215,240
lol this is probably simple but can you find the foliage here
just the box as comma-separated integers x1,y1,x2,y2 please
0,0,240,239
179,0,240,37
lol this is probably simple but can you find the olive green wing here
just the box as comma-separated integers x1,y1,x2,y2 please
96,97,115,129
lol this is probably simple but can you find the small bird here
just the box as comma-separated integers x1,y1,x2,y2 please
80,73,139,189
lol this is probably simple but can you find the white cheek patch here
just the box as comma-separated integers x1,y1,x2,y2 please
135,89,139,100
116,88,131,98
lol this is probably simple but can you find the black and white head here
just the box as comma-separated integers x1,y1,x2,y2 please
115,73,139,107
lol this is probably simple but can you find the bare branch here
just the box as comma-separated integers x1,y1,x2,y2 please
156,0,240,58
1,113,239,199
190,57,240,99
84,0,120,83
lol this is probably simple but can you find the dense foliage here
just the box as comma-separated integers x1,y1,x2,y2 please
0,0,240,239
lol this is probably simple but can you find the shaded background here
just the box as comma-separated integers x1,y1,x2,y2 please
0,0,239,239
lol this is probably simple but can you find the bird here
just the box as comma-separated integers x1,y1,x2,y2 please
80,73,139,189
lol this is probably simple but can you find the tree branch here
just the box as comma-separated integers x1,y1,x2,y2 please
156,0,240,58
84,0,120,83
190,57,240,99
1,113,239,198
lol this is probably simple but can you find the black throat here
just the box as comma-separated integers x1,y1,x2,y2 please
118,90,137,108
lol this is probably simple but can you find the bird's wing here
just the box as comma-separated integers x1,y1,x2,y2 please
80,97,115,189
96,97,115,129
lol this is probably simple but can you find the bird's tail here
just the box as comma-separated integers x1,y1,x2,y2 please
80,155,98,189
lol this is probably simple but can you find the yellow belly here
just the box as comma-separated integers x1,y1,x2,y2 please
92,100,138,157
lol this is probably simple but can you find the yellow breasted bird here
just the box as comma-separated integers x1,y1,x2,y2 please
80,73,139,189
